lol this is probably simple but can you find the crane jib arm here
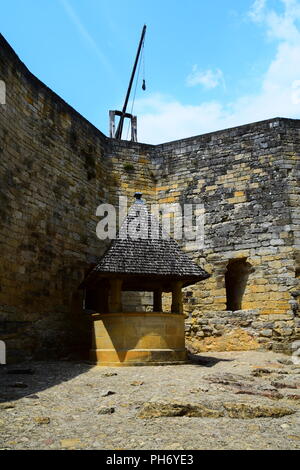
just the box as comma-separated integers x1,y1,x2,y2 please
114,25,147,140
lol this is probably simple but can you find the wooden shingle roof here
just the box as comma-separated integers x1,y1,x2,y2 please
87,200,209,285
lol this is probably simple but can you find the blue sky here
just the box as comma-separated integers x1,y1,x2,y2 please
1,0,300,143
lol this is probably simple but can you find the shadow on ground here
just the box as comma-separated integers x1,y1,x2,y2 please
188,353,234,367
0,360,93,403
0,353,234,403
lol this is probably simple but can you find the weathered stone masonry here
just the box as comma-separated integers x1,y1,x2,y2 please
0,35,156,362
0,34,299,361
153,121,300,352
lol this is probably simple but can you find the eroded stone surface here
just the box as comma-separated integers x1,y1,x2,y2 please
137,402,223,419
137,401,294,419
0,351,300,450
222,403,294,419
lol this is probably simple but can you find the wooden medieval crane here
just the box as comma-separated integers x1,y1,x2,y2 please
109,25,146,142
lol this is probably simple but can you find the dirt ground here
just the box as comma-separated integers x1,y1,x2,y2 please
0,350,299,450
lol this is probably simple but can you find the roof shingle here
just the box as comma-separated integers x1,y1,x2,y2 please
91,201,209,282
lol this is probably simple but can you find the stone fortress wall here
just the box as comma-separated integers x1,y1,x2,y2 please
0,34,299,362
153,121,300,352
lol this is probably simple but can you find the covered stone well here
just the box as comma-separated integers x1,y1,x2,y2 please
81,194,209,366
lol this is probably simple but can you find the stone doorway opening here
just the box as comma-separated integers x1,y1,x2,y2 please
225,258,253,311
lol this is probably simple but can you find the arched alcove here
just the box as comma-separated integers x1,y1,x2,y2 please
225,258,253,311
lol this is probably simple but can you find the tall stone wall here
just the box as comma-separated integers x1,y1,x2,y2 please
0,35,155,361
0,33,299,361
153,120,300,352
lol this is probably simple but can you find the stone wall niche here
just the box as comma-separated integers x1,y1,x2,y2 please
225,259,253,311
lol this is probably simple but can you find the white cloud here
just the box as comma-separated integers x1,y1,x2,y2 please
186,66,224,89
134,94,224,143
248,0,266,22
292,79,300,104
249,0,300,42
135,0,300,144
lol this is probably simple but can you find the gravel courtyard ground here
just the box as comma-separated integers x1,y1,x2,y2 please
0,351,299,450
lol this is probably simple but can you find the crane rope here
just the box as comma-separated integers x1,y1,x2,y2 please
125,38,146,140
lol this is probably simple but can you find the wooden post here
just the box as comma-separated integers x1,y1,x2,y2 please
171,281,183,314
153,288,162,312
109,278,123,313
109,110,116,138
131,115,137,142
